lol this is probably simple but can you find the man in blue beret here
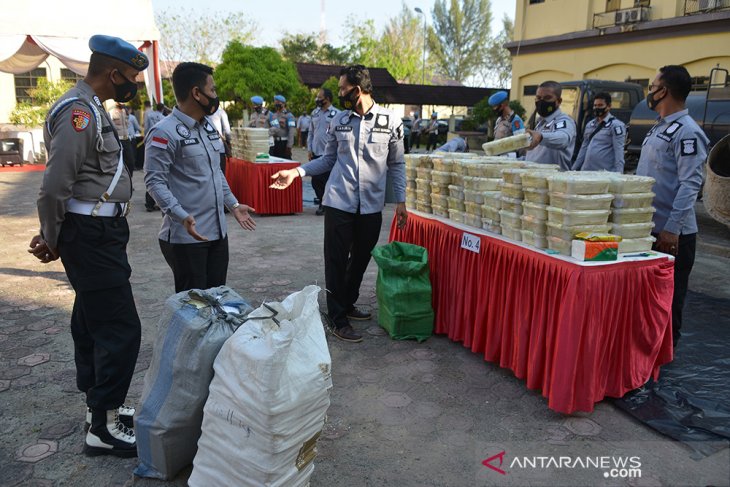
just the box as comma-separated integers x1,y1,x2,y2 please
248,95,270,128
268,94,296,159
489,90,525,142
28,34,148,458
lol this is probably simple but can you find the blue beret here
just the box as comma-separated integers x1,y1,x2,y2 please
274,95,286,103
251,95,264,105
89,35,148,70
488,91,508,106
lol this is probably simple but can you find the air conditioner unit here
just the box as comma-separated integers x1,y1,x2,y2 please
615,11,628,24
699,0,719,10
616,7,648,24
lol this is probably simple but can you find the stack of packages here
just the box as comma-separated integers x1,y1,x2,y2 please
415,156,433,213
545,172,614,255
230,127,245,159
189,286,331,487
404,154,418,210
431,156,453,217
498,166,527,241
608,174,657,253
239,128,271,162
516,167,560,248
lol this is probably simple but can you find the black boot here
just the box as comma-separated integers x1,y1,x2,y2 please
85,409,137,458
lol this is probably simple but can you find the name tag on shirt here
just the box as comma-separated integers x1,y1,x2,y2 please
335,126,353,132
288,120,296,127
371,127,390,134
207,134,220,140
181,138,200,146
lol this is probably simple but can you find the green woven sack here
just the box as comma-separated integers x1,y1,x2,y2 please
371,241,434,342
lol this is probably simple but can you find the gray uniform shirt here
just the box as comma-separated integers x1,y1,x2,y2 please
269,109,296,147
307,105,340,156
38,80,131,249
525,109,577,170
435,137,468,153
573,113,626,172
248,109,270,128
636,109,708,235
144,107,238,244
144,110,165,131
300,103,406,214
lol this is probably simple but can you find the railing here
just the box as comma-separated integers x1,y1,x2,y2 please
684,0,730,14
593,6,651,29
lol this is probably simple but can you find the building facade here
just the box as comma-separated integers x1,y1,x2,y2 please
506,0,730,108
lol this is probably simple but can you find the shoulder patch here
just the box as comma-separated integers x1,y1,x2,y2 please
328,109,337,118
680,138,697,156
150,136,169,149
555,120,567,129
339,114,351,125
375,113,389,128
71,109,91,132
614,125,623,136
513,119,522,130
176,124,191,138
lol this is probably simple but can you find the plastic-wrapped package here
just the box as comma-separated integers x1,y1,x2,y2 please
500,182,524,199
547,207,611,226
521,229,548,249
464,213,482,227
448,209,465,223
430,194,448,208
546,221,612,241
448,184,465,199
432,205,449,218
463,176,501,191
483,191,502,209
521,170,560,189
432,157,454,172
501,225,522,241
416,201,432,213
501,168,531,185
447,197,465,212
608,174,655,193
499,210,522,228
482,133,532,156
520,214,547,235
482,218,501,233
611,192,656,209
464,201,482,216
500,196,523,214
610,221,655,239
618,236,657,253
415,178,431,193
416,167,432,180
522,201,548,220
549,192,614,211
610,207,656,224
481,205,501,222
523,187,550,204
415,189,430,203
431,170,452,184
464,189,485,204
482,162,524,178
430,181,449,195
547,173,612,195
547,235,572,256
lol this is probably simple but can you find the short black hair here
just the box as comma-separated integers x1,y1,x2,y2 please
538,80,562,98
594,92,612,105
172,62,214,102
658,65,692,101
143,100,151,107
155,103,165,111
87,52,128,77
321,88,333,101
339,65,373,94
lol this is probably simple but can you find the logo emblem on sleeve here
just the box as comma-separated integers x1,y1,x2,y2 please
680,138,697,156
71,109,91,132
555,120,567,129
375,114,389,128
176,124,191,138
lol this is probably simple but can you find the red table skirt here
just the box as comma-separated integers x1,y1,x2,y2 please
225,158,302,215
390,212,674,414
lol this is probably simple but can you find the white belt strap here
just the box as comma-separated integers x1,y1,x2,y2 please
68,198,129,217
92,151,125,217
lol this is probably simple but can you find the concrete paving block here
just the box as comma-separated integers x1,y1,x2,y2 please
16,440,58,463
17,352,50,367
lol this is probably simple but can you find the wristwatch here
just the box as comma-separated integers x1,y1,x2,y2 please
231,202,240,209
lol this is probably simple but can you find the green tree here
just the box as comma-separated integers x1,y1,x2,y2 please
379,4,426,83
156,9,257,64
214,41,310,116
428,0,492,83
10,78,73,127
344,17,380,67
480,15,514,88
279,32,349,65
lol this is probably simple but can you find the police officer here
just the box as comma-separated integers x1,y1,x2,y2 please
28,34,147,458
425,112,439,151
525,80,577,170
269,94,296,159
637,65,709,347
307,88,340,216
434,136,468,153
248,95,270,128
573,92,625,172
144,62,256,293
109,102,136,174
489,91,525,140
271,65,408,343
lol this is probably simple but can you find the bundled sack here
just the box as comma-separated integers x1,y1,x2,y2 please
189,285,332,487
134,287,253,480
372,241,434,342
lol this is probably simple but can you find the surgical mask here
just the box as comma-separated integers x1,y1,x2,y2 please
195,89,219,115
535,99,557,118
254,106,262,113
646,87,665,111
338,88,359,110
593,107,607,117
111,71,137,103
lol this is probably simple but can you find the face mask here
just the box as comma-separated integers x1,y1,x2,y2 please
494,106,503,117
338,88,359,110
647,87,665,111
593,107,607,117
535,99,557,118
195,89,219,116
254,106,262,113
275,103,284,111
111,71,137,103
315,99,324,108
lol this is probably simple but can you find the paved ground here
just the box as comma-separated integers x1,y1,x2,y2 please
1,149,729,486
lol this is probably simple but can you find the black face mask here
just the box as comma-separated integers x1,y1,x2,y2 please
494,106,503,117
535,99,557,118
274,103,284,111
111,71,137,103
593,107,607,118
195,90,220,116
647,88,665,111
254,106,262,113
339,88,359,110
315,99,325,108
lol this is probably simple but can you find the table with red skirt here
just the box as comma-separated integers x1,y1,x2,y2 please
389,210,675,414
225,157,302,215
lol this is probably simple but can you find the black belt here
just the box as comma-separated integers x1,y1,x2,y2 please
274,137,287,142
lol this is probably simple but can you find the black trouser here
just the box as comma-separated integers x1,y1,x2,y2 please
653,233,697,345
120,138,135,175
134,137,145,169
310,155,330,204
270,139,288,158
324,207,382,329
300,130,308,147
411,132,420,149
159,237,229,293
427,133,438,151
58,213,141,410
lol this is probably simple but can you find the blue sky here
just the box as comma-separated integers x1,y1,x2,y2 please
150,0,516,49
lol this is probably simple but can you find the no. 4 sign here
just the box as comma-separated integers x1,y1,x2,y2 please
460,232,481,253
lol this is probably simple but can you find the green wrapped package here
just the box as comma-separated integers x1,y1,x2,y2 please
371,241,434,342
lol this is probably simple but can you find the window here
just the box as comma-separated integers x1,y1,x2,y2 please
60,68,83,83
608,91,632,109
14,68,47,103
634,0,650,6
523,85,538,96
529,0,545,4
606,0,621,11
